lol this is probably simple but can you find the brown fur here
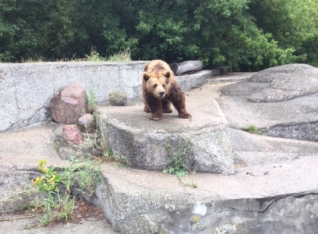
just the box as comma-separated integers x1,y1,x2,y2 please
142,60,191,121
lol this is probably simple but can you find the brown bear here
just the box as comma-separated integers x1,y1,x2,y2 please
142,59,191,121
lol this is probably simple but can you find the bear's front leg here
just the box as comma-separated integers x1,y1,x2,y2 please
169,84,191,119
143,103,151,113
162,99,172,113
145,95,163,121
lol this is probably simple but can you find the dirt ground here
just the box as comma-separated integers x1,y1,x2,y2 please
0,198,117,234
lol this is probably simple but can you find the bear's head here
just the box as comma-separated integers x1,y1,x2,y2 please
143,71,171,99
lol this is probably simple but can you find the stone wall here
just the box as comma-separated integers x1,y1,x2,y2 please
0,62,146,132
0,62,212,132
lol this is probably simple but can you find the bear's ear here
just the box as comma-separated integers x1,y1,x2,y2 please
165,71,170,79
143,64,148,72
143,72,150,82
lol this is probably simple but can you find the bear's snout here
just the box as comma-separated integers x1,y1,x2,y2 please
158,91,165,98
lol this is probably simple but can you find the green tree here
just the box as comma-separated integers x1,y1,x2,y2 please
249,0,318,65
131,0,295,70
0,0,302,71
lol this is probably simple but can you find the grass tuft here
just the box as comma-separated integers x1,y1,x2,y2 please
245,125,259,134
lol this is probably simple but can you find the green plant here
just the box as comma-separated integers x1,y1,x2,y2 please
32,158,102,226
180,179,198,189
54,140,60,151
85,49,107,62
245,125,259,134
87,89,97,114
60,156,102,195
15,203,36,212
163,142,191,177
106,48,131,61
76,158,102,195
40,193,75,226
84,48,131,62
33,160,63,192
103,148,130,168
32,160,74,225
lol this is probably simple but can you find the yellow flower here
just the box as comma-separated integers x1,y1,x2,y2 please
38,160,48,173
41,167,48,173
32,177,40,186
49,175,55,182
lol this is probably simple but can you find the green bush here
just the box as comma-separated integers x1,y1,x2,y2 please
1,0,318,70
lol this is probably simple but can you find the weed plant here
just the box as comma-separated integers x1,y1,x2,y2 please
32,158,102,226
85,49,131,62
163,142,191,177
103,148,130,168
246,125,259,134
87,89,97,114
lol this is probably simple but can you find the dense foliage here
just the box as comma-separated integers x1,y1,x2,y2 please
1,0,318,71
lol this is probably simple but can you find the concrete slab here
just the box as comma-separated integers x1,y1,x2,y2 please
0,123,66,170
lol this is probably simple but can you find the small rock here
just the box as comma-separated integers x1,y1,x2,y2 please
58,147,78,160
53,124,64,137
109,92,127,106
63,125,83,145
78,114,96,133
49,83,87,124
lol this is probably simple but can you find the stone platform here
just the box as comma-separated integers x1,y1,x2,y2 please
97,85,234,174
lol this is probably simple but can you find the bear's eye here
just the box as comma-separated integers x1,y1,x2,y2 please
162,84,165,88
153,84,158,89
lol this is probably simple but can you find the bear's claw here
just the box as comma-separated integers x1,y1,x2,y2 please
163,109,173,113
179,113,192,119
150,117,161,121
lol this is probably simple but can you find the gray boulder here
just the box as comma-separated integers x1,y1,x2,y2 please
219,64,318,142
248,64,318,102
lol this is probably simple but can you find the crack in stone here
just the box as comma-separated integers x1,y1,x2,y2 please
218,192,318,214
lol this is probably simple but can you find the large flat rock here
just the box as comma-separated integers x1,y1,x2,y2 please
248,64,318,102
94,150,318,234
219,65,318,141
97,85,235,174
